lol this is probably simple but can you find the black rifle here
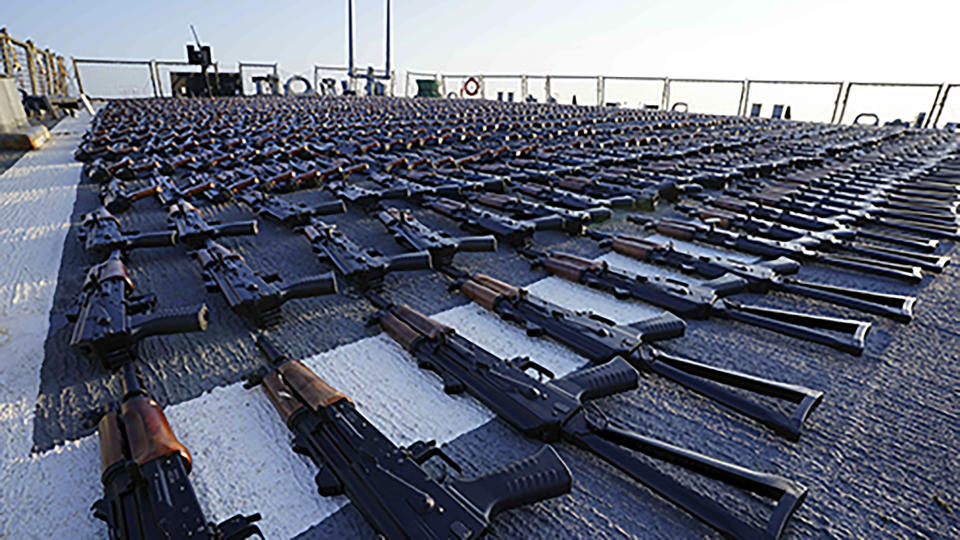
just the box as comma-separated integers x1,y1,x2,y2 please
376,206,497,268
700,195,940,252
66,250,209,368
194,239,338,327
237,190,346,226
588,231,917,322
249,337,571,539
421,196,549,247
447,270,823,440
154,176,218,206
466,192,610,235
628,215,924,283
679,204,950,273
522,249,872,355
78,206,176,258
514,181,635,211
167,200,259,248
100,179,161,214
727,187,960,240
372,300,807,539
93,364,262,539
302,218,433,290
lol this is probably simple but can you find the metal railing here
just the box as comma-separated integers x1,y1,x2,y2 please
405,70,959,128
0,28,72,97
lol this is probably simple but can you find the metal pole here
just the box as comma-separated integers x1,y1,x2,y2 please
597,76,604,105
25,40,37,94
660,77,670,110
930,85,953,129
405,71,410,97
148,60,159,98
738,79,750,116
521,75,528,101
155,61,164,97
238,63,244,96
924,83,945,129
273,63,279,94
480,75,485,100
835,82,853,124
384,0,391,77
72,58,85,95
0,29,12,75
347,0,355,78
545,76,551,101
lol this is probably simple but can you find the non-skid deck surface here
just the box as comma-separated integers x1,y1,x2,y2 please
0,110,958,539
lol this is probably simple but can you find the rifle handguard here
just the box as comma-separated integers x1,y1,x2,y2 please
278,360,350,410
121,396,192,471
456,235,498,253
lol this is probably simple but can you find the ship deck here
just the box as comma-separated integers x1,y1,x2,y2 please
0,103,958,539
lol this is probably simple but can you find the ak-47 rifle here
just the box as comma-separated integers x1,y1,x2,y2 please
371,299,808,539
376,206,497,268
628,215,925,283
93,364,262,539
698,194,940,252
520,249,872,355
678,204,950,273
78,206,176,258
154,176,217,206
302,218,433,290
237,190,346,226
194,239,338,327
465,192,610,235
514,181,635,211
100,179,162,214
421,196,552,247
248,337,572,539
586,230,917,322
446,270,823,440
66,250,209,368
167,200,258,248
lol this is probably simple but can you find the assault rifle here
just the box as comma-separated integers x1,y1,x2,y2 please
167,200,258,248
466,192,611,235
100,179,161,214
421,196,553,247
79,206,176,258
67,250,209,368
248,337,571,539
700,194,940,252
679,204,950,273
194,239,338,327
237,190,346,225
302,218,433,290
371,299,808,539
154,176,217,206
628,215,925,283
376,206,497,267
587,231,917,322
93,364,262,539
514,181,635,211
520,249,872,355
725,187,960,240
446,270,822,439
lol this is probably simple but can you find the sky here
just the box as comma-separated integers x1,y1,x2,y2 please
5,0,960,122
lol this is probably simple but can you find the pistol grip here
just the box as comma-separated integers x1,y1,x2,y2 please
449,446,571,520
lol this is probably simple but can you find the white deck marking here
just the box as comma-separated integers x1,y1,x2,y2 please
0,115,104,538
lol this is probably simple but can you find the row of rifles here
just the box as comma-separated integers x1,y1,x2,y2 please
67,95,959,539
